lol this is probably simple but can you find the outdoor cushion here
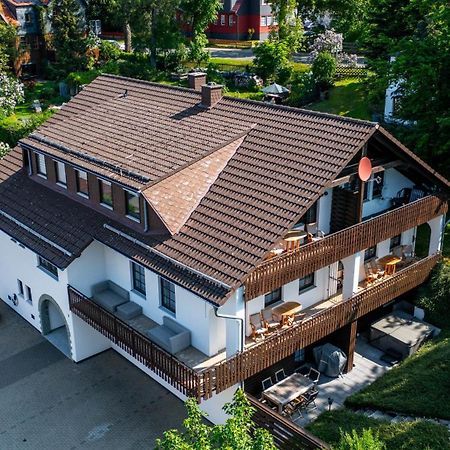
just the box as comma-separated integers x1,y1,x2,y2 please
115,301,142,321
147,316,191,354
92,281,129,313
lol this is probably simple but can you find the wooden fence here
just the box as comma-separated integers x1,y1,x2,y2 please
245,195,447,300
212,254,439,394
68,286,205,400
248,394,330,449
335,65,368,79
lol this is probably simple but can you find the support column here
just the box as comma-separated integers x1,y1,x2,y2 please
341,251,363,300
428,215,445,255
217,287,245,358
343,320,358,373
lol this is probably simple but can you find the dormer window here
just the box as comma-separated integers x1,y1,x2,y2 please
76,169,89,197
125,191,140,221
36,153,47,178
99,179,113,208
55,161,66,187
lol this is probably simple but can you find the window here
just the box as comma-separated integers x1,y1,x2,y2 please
131,262,146,295
24,12,32,23
267,16,273,26
76,170,89,197
299,273,315,293
364,172,385,201
261,16,268,26
364,246,377,261
25,285,32,303
36,153,47,177
125,191,140,221
38,256,58,279
228,15,234,26
160,278,176,313
220,14,225,25
17,279,24,296
55,161,66,186
294,202,317,228
264,287,281,307
99,179,113,208
390,234,401,250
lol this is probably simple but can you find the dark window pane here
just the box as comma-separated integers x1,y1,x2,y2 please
37,153,47,176
299,273,315,293
99,180,113,207
38,256,58,278
76,170,89,196
160,278,176,313
132,262,146,295
55,161,66,185
126,191,140,220
264,287,281,307
364,246,376,261
372,172,384,198
390,234,401,250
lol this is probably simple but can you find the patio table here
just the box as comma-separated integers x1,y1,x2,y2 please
377,255,402,275
272,301,302,326
262,373,314,413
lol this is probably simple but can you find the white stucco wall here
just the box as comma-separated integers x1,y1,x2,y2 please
362,168,414,219
318,188,333,235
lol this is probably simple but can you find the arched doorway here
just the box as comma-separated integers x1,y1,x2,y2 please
39,295,72,358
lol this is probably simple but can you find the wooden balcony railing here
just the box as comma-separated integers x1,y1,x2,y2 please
245,195,447,300
209,254,440,395
68,286,205,400
247,394,330,449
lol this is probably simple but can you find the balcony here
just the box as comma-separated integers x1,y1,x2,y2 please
245,195,447,300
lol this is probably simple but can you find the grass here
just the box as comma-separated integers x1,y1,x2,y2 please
307,410,450,450
224,86,264,101
306,78,372,121
210,57,252,67
344,327,450,420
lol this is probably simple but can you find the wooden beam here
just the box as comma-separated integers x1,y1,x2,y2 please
343,320,358,373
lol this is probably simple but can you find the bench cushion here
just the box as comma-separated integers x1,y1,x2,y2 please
147,326,176,353
93,289,128,313
115,301,142,320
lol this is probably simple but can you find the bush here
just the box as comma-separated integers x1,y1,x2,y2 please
288,71,318,106
336,428,386,450
0,113,51,147
0,141,10,158
98,40,122,63
253,40,292,84
312,51,337,91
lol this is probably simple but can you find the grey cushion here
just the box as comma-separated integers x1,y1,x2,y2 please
116,301,142,320
91,280,129,313
147,316,191,354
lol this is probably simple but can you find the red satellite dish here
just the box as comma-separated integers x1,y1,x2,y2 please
358,157,372,181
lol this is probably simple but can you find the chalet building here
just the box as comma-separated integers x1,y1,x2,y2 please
204,0,274,42
0,73,448,425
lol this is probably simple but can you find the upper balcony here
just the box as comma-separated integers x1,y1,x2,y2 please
244,195,447,301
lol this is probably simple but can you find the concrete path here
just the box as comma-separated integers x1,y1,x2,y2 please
0,300,187,450
294,337,391,427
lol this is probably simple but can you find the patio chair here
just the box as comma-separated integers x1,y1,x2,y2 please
261,377,273,391
283,396,305,419
402,244,414,262
369,260,384,278
306,222,325,239
364,264,378,286
301,388,319,410
250,313,268,342
307,367,321,384
261,308,280,332
275,369,286,383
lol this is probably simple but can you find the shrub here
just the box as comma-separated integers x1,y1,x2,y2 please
288,71,318,106
0,74,24,117
336,428,386,450
0,141,10,158
312,51,336,90
253,40,292,84
98,40,122,63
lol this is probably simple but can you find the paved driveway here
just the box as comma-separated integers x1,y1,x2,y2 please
0,300,187,450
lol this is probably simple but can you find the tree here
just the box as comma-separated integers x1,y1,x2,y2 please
270,0,304,52
0,73,24,117
181,0,221,64
0,23,17,73
311,51,336,90
253,40,292,84
155,389,277,450
50,0,90,77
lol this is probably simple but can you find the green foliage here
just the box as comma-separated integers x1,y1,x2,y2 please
0,74,24,117
0,23,17,73
336,428,386,450
311,51,336,90
155,389,276,450
270,0,304,52
287,71,317,107
0,113,51,147
0,141,10,159
98,40,122,63
253,40,292,84
50,0,91,77
181,0,222,64
307,409,450,450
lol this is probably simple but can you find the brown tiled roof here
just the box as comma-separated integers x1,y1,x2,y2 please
6,75,448,305
143,136,246,234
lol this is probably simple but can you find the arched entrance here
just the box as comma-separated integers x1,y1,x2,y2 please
39,295,72,358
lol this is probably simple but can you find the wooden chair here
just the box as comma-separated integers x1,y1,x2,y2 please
275,369,286,383
261,308,280,332
283,396,305,419
250,313,268,341
369,260,384,278
301,388,319,410
364,264,378,286
306,222,325,239
261,377,273,391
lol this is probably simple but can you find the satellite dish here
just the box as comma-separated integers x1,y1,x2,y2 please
358,157,372,181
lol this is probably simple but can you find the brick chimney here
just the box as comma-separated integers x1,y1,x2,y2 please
201,82,223,108
188,72,207,91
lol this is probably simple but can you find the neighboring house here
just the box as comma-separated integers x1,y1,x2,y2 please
0,0,85,77
0,73,448,425
180,0,274,42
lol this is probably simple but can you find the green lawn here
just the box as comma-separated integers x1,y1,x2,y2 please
210,57,252,67
306,79,372,121
345,329,450,420
307,410,450,450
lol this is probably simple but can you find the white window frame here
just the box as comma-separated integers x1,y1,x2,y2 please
55,160,67,187
36,153,47,178
75,169,89,198
220,14,225,26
